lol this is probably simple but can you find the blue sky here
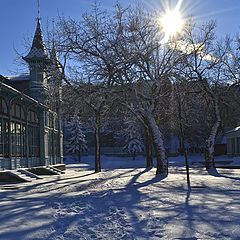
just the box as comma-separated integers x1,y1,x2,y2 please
0,0,240,75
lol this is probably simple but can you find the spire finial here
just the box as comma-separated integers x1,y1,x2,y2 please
37,0,40,20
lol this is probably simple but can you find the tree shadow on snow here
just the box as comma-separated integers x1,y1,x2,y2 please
0,167,240,239
208,168,240,181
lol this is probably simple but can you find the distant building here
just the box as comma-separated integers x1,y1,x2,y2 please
225,126,240,156
0,17,63,170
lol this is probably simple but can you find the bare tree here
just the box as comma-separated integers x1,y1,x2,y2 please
55,3,183,176
177,21,231,169
62,82,111,173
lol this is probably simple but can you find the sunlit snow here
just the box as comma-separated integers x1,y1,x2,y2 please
0,155,240,239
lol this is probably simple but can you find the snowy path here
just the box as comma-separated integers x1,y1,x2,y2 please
0,156,240,239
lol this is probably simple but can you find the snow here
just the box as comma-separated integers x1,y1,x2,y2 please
0,155,240,239
226,126,240,134
6,74,30,81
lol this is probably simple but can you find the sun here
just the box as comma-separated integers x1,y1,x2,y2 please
160,0,184,43
161,10,183,36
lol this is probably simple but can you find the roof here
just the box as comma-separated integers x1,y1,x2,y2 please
5,74,30,81
23,18,49,61
225,126,240,134
0,81,46,109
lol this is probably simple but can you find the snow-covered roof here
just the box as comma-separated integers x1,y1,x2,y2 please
6,74,30,81
0,82,46,108
225,126,240,134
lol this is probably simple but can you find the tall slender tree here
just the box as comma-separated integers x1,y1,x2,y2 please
65,115,87,162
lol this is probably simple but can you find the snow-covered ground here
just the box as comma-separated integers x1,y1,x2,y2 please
0,155,240,240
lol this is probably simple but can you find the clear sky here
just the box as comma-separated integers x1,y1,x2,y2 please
0,0,240,76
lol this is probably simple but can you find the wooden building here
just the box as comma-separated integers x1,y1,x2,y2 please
0,17,63,170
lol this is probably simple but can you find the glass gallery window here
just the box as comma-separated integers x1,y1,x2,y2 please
0,97,8,157
28,109,40,157
47,112,60,160
10,102,26,157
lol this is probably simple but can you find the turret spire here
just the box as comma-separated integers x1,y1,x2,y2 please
21,0,50,104
23,0,49,62
37,0,40,20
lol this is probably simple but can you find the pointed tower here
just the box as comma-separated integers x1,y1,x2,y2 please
22,18,50,103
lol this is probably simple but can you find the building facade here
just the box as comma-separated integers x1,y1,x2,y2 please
0,18,63,170
225,126,240,156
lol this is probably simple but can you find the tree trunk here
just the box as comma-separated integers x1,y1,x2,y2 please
183,142,190,187
176,92,191,187
94,112,101,173
144,125,153,168
145,114,168,176
133,151,136,160
78,152,81,163
205,96,221,170
179,133,190,187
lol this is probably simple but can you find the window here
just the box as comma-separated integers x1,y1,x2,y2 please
0,97,9,157
10,121,26,157
0,97,8,115
11,103,25,120
9,103,26,157
48,130,54,161
1,101,41,159
28,125,40,157
0,120,2,155
28,110,39,124
49,113,54,128
27,109,40,157
55,116,59,130
237,137,240,154
45,112,49,127
55,132,60,157
0,119,9,157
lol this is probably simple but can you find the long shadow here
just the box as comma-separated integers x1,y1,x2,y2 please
1,165,240,239
0,168,141,239
208,168,240,181
181,185,197,239
128,169,167,190
51,167,164,239
8,172,96,195
114,168,168,238
6,169,136,199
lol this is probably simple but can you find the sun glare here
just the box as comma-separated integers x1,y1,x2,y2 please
161,10,183,36
160,0,184,43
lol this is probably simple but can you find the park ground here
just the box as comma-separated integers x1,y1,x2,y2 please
0,155,240,240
